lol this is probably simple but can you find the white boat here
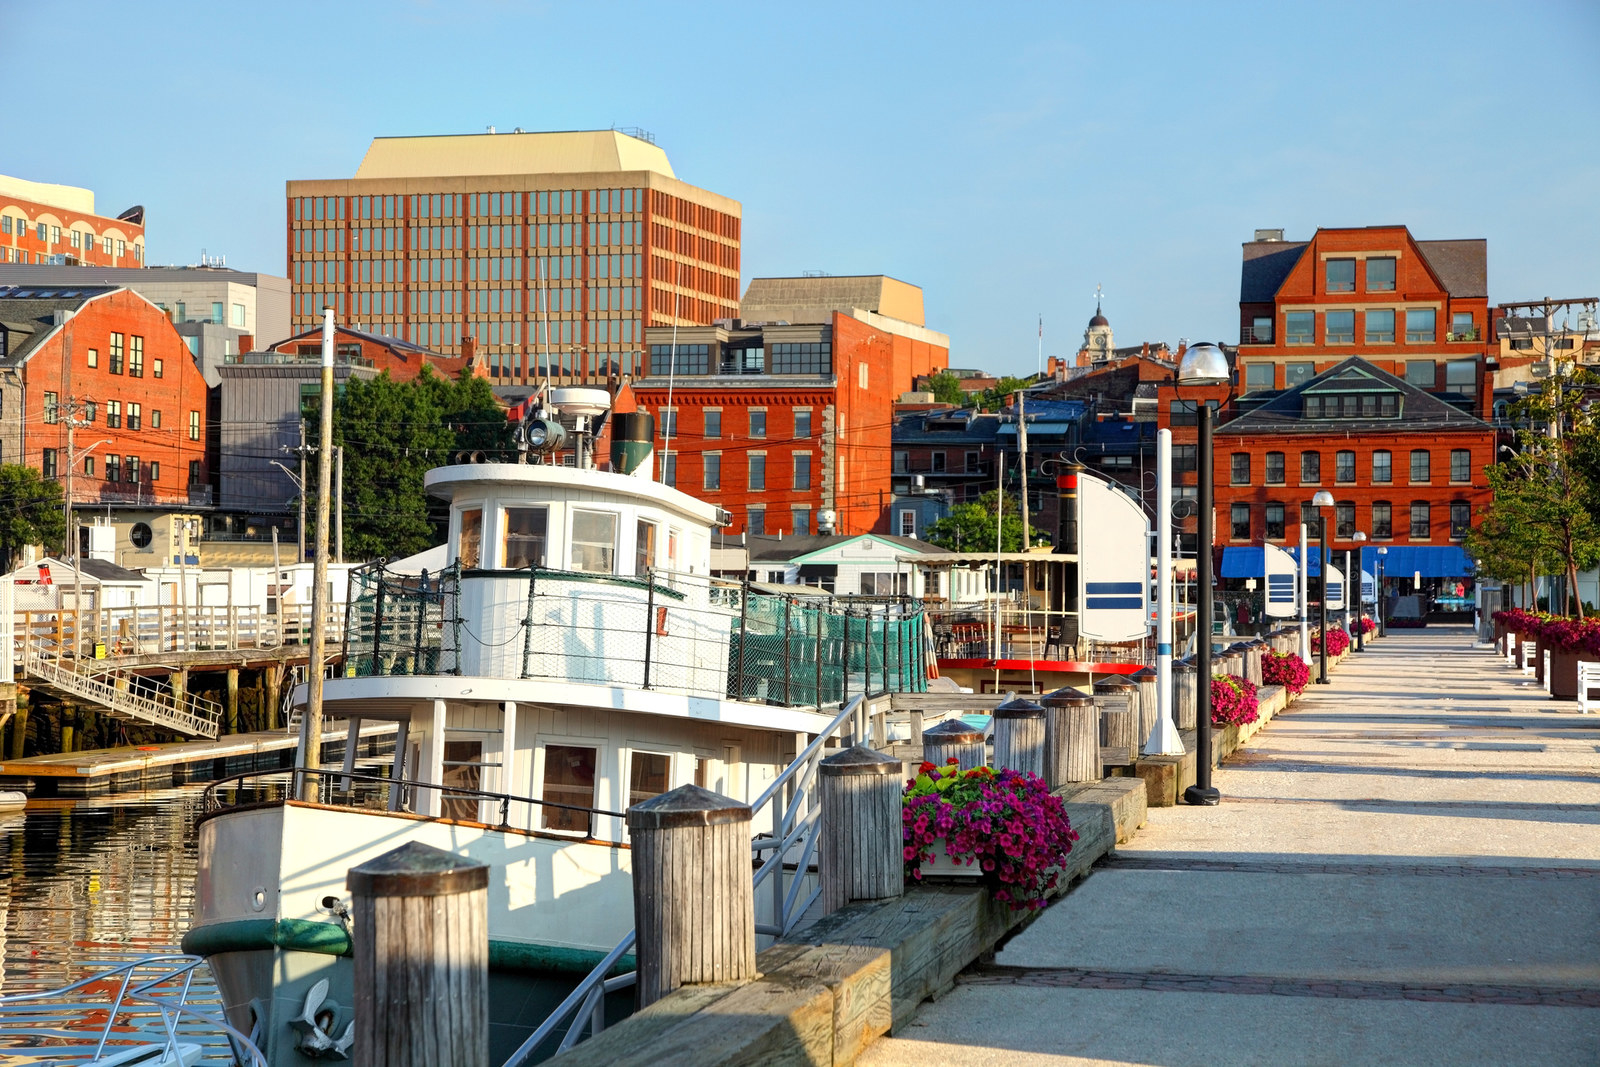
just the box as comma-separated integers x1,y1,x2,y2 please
0,790,26,812
186,390,929,1065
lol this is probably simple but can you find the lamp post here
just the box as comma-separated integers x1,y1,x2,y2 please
1377,546,1388,637
1350,531,1368,651
1311,490,1334,684
1177,342,1228,807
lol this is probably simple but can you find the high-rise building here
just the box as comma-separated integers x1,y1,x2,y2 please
285,129,741,384
0,174,147,267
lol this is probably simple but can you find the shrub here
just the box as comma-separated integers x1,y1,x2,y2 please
1311,627,1351,656
1210,674,1259,725
902,761,1079,910
1356,616,1377,636
1262,650,1310,694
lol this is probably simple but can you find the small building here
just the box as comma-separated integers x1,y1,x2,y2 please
741,533,945,598
0,173,146,268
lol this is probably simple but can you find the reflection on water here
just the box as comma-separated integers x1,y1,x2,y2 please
0,786,237,1062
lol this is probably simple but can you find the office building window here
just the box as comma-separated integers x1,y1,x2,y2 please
1286,312,1314,345
1405,361,1436,388
1410,502,1431,540
106,400,121,428
770,342,830,375
1445,360,1476,389
1286,362,1316,387
1245,363,1274,390
1372,501,1392,539
1450,501,1471,540
128,403,141,431
659,407,677,437
109,333,124,373
1410,449,1430,484
232,303,247,327
1335,502,1355,538
1264,503,1285,540
105,454,120,482
1366,257,1396,291
748,454,766,490
128,336,144,377
648,343,708,375
86,347,97,368
794,409,812,439
747,507,765,536
793,507,813,536
1230,504,1251,540
1230,453,1251,484
748,410,766,438
1405,308,1436,343
188,460,202,486
660,451,676,487
793,453,812,490
1326,310,1354,344
1335,450,1355,483
1365,308,1395,343
893,451,908,474
1450,449,1471,483
1300,450,1321,484
1326,259,1355,293
42,448,57,480
1168,400,1218,426
189,410,201,440
1372,450,1392,483
43,392,58,424
703,409,721,439
1265,451,1285,485
703,452,721,490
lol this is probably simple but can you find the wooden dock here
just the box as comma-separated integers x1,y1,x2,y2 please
0,721,397,796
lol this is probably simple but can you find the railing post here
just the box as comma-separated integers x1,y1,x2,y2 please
628,784,755,1007
881,606,891,694
1041,686,1100,786
814,606,824,709
373,573,386,674
819,744,904,915
842,609,853,705
349,842,488,1067
782,597,793,705
642,571,656,690
992,695,1047,777
520,568,537,679
734,579,749,701
921,718,985,771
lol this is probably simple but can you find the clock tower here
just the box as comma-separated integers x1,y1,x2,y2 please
1083,292,1112,363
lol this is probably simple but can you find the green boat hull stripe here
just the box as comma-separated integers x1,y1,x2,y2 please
182,919,633,975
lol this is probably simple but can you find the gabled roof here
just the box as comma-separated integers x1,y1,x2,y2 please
1216,357,1490,436
1240,230,1488,303
268,323,446,359
1240,241,1308,303
0,285,122,365
745,532,938,564
1416,240,1488,299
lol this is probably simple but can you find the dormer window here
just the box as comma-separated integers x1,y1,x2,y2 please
1303,390,1400,420
1326,259,1356,293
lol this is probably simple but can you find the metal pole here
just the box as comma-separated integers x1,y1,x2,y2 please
1345,548,1356,650
643,572,656,690
298,419,308,563
299,307,336,800
1148,428,1182,755
735,578,749,700
1298,522,1311,665
1317,516,1330,684
335,446,344,564
1183,401,1219,804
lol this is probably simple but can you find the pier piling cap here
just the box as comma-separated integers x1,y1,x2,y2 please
627,783,751,830
1130,667,1158,681
1040,685,1094,708
993,695,1047,719
1094,676,1136,692
1172,660,1197,675
347,841,489,898
820,744,903,777
921,719,985,744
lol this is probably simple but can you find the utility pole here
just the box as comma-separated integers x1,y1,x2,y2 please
334,446,344,564
299,307,336,801
1017,389,1030,552
297,420,308,562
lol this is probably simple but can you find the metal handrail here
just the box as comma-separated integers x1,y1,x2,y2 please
502,694,869,1066
0,953,267,1066
21,645,222,737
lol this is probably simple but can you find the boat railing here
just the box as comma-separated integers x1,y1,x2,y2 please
503,693,870,1066
0,953,267,1066
203,767,626,835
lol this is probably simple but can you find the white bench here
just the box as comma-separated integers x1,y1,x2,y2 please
1578,661,1600,714
1506,634,1520,668
1521,640,1536,675
1543,649,1552,693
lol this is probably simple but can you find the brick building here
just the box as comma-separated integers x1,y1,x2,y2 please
1214,357,1494,587
634,277,949,537
0,174,146,267
286,129,740,384
0,285,210,506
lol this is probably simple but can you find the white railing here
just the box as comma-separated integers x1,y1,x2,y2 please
11,603,345,660
22,646,223,738
504,694,874,1065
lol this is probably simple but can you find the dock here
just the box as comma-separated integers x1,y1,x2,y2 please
0,721,397,796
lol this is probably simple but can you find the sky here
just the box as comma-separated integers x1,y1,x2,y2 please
5,0,1598,377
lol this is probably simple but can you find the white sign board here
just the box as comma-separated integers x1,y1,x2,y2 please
1325,563,1345,611
1264,542,1299,618
1077,471,1151,642
1361,569,1376,605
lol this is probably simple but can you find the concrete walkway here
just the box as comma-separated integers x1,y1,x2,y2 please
861,626,1600,1066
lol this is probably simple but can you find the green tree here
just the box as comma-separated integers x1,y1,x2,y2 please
0,464,66,572
975,376,1036,411
307,368,514,562
924,490,1043,554
926,372,966,407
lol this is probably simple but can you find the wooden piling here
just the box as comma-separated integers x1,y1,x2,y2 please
1130,667,1159,751
1041,686,1099,786
1094,677,1138,766
265,666,282,731
819,744,904,915
226,668,239,735
348,841,489,1067
921,719,985,771
991,696,1046,777
1173,661,1197,731
628,784,756,1007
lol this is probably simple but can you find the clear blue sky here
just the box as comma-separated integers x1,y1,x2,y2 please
7,0,1597,376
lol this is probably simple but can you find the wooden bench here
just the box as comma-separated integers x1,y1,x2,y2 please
1578,661,1600,715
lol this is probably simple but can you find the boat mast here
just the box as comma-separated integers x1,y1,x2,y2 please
298,306,336,799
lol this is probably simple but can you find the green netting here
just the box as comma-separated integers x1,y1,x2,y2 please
728,594,928,706
343,560,462,677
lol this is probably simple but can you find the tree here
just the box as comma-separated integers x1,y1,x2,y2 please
0,464,66,572
307,367,514,562
975,376,1036,412
925,490,1043,554
926,372,966,407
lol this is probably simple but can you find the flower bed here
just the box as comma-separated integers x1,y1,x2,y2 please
1210,674,1259,726
1356,616,1377,636
902,761,1079,910
1489,610,1600,658
1262,650,1310,695
1311,627,1351,656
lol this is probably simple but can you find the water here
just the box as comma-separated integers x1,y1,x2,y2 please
0,785,240,1063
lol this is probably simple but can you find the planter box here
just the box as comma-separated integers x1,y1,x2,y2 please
917,840,984,879
1534,639,1546,686
1547,650,1597,700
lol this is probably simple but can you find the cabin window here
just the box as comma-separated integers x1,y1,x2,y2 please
636,519,657,576
628,751,671,806
441,738,484,821
541,744,597,833
571,510,618,573
458,508,483,568
503,506,548,568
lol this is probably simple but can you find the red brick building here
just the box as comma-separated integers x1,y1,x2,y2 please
258,323,482,382
0,174,146,267
0,285,209,505
634,282,949,537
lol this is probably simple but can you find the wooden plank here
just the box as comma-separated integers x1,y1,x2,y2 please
888,692,1007,713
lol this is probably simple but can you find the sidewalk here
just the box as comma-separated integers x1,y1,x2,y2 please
860,626,1600,1066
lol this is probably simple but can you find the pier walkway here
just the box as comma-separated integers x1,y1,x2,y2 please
861,626,1600,1066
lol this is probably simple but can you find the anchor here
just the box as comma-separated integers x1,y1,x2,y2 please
289,977,355,1059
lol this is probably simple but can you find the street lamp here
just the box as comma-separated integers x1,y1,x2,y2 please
1311,490,1334,684
1177,342,1228,808
1377,546,1388,637
1350,531,1368,651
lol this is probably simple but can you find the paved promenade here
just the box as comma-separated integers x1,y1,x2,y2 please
861,626,1600,1065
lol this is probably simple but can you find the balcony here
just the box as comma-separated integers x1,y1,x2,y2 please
1444,327,1483,342
1240,325,1273,344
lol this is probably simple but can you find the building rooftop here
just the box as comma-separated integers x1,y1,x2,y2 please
0,285,119,364
351,129,676,181
0,173,97,215
1216,357,1490,436
1240,228,1488,303
0,264,286,287
741,275,925,327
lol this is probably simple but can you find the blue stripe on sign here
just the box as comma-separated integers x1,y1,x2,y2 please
1157,643,1172,655
1085,582,1143,594
1087,597,1144,609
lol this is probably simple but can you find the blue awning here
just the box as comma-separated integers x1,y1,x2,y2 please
1221,545,1473,579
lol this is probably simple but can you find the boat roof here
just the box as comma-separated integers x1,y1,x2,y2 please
424,462,727,527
